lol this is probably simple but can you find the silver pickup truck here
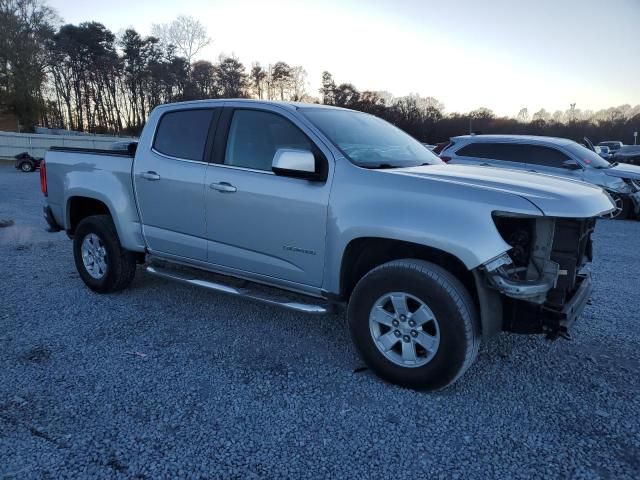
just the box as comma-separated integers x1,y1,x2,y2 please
41,99,614,390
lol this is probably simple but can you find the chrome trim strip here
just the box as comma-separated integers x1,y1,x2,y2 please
151,148,209,165
209,163,275,175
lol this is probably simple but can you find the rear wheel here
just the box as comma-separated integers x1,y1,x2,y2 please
347,259,480,390
20,162,34,172
73,215,136,293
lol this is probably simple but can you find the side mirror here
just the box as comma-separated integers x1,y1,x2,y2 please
562,159,582,170
272,148,323,180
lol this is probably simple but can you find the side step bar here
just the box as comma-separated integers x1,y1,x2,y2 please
145,265,329,315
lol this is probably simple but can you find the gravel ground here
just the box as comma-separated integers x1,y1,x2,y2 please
1,163,639,479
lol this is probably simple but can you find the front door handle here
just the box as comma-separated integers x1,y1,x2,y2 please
210,182,237,193
479,162,491,167
141,171,161,181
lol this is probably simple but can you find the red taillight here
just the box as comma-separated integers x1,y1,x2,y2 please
440,156,452,163
40,159,47,196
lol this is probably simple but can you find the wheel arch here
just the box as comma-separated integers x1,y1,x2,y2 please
338,236,502,341
66,196,111,234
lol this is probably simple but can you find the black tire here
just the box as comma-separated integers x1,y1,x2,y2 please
73,215,136,293
609,193,630,220
20,162,34,172
347,259,480,390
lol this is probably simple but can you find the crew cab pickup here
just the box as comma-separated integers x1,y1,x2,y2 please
41,100,614,390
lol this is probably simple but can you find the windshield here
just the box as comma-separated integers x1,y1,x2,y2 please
301,108,443,168
564,142,612,168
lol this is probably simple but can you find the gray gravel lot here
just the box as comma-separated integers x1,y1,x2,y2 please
1,163,639,479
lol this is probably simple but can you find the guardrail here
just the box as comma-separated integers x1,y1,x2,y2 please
0,131,137,160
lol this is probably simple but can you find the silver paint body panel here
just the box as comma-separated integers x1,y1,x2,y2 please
44,100,614,298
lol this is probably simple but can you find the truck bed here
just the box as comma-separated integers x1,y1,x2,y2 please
43,147,143,252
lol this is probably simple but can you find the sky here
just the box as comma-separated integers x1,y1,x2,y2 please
47,0,640,117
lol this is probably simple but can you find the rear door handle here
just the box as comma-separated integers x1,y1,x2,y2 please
210,182,237,193
140,171,161,181
479,162,491,167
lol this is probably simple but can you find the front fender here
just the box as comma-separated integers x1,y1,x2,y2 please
322,159,542,293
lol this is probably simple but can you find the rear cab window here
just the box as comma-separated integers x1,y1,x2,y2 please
153,109,216,161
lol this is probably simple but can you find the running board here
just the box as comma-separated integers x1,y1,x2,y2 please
145,265,329,315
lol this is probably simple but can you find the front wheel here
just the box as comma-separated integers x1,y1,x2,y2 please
20,162,34,172
73,215,137,293
347,259,480,390
607,193,630,220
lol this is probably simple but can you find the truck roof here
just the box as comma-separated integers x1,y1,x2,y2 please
154,98,351,112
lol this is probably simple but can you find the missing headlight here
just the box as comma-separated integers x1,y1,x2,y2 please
492,215,535,268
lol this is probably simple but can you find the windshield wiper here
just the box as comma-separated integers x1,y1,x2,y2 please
360,163,399,169
598,161,618,169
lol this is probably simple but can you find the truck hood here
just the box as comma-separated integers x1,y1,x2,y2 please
604,163,640,181
392,164,614,218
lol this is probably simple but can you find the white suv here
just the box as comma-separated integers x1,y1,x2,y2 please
440,135,640,219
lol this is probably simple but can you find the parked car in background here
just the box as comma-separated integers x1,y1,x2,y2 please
596,140,640,165
41,100,613,390
612,145,640,165
598,141,623,153
14,152,42,172
595,145,612,159
439,135,640,219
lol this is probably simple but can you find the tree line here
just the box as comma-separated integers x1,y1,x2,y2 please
1,0,638,144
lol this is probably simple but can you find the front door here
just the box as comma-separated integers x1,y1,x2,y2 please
133,108,219,261
523,145,584,181
203,106,332,288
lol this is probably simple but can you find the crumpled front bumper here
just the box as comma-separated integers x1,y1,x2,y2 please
539,272,592,339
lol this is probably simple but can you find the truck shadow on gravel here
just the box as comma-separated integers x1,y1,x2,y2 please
19,346,51,364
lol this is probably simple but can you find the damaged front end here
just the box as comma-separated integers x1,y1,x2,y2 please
481,213,595,339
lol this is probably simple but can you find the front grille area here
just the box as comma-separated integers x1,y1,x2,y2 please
545,218,595,307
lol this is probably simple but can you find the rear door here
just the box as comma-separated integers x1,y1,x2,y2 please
202,105,332,289
452,142,530,171
133,107,220,261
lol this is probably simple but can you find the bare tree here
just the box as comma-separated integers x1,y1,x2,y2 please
469,107,494,119
152,15,210,63
551,110,564,123
271,61,292,100
249,62,267,99
516,108,530,123
289,65,307,101
319,71,336,105
532,108,551,122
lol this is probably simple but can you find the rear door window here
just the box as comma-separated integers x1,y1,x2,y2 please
153,109,215,161
525,146,571,167
456,143,529,164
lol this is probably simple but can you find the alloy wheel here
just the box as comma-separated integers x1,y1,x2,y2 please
81,233,108,279
368,292,440,368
